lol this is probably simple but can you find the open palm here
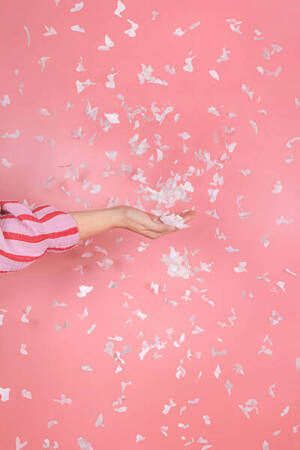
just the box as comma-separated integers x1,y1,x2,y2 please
119,206,197,239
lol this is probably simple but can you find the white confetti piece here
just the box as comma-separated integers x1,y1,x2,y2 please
114,406,127,412
38,56,51,72
138,64,168,85
21,306,32,323
226,141,237,153
16,437,28,450
183,56,195,72
95,413,104,427
24,26,31,47
241,84,254,100
214,365,221,378
208,105,221,117
121,381,132,393
77,437,93,450
0,94,10,107
189,21,201,30
174,28,185,36
20,344,28,355
133,310,147,320
270,310,283,326
181,289,192,303
225,380,233,395
43,25,57,36
238,399,259,418
192,325,204,334
78,307,88,319
131,169,147,184
286,136,300,148
276,280,286,293
253,29,263,40
268,384,276,398
160,213,189,229
105,151,117,160
124,19,138,37
1,158,13,167
209,70,220,80
76,79,96,93
162,398,176,414
108,336,123,341
280,405,290,416
47,421,58,428
165,64,176,75
226,18,243,34
199,261,214,272
143,174,193,207
105,72,118,88
89,184,101,194
203,415,211,425
87,324,96,335
114,0,126,17
97,34,114,51
161,246,192,279
150,281,159,295
216,48,231,63
164,298,178,307
233,363,245,375
70,2,84,13
178,423,189,429
1,129,20,139
161,425,168,436
174,333,185,347
53,394,72,405
104,113,120,123
234,262,247,273
77,285,94,298
70,25,85,32
178,131,191,140
208,188,219,203
212,347,227,357
21,389,32,399
176,363,186,379
85,101,98,121
136,434,146,442
42,439,59,449
115,365,123,374
0,387,10,402
250,119,258,135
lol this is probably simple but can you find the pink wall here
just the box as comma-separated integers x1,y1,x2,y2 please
1,0,300,448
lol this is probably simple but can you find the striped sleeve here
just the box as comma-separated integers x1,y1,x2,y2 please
0,200,81,273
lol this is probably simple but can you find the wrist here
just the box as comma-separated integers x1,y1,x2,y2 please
110,206,126,228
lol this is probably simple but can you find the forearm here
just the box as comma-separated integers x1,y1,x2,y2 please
69,206,124,241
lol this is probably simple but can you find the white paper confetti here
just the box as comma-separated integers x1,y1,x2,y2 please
161,246,192,279
209,70,220,80
0,387,10,402
77,285,94,298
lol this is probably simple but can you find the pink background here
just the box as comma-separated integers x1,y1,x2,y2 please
1,0,300,448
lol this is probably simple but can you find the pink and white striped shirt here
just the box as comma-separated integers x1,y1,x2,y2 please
0,200,81,273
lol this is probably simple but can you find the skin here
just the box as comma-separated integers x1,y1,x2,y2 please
69,206,197,241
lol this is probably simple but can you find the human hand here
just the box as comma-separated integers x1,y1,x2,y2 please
118,205,197,239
